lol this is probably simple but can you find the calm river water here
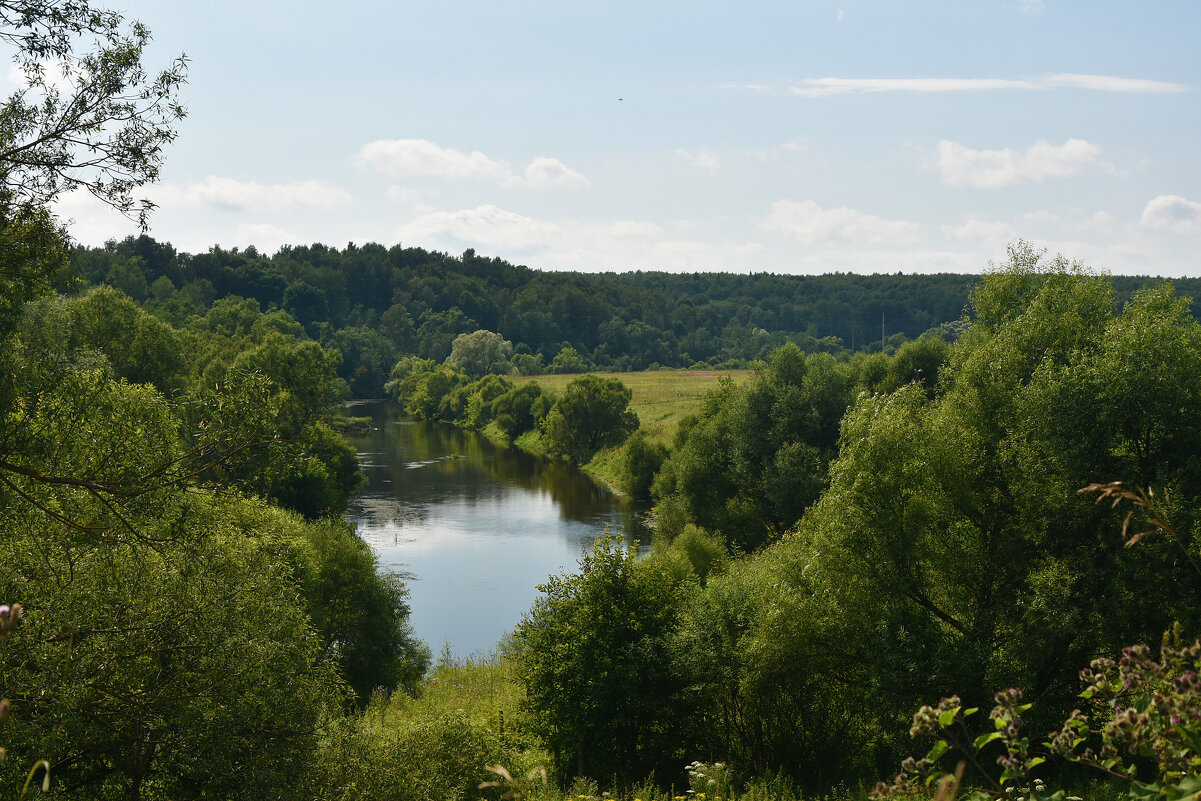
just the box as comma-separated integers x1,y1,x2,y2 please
344,401,652,658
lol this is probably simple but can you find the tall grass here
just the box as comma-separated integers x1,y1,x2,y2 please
519,370,749,447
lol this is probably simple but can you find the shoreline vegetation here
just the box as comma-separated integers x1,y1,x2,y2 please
502,370,751,495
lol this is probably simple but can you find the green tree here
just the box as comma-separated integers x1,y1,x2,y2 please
232,333,346,430
415,307,476,362
548,344,588,374
652,344,851,548
490,381,553,438
283,281,329,333
60,285,186,391
0,2,187,224
444,328,515,378
0,349,346,798
510,537,689,785
327,325,396,398
296,519,430,703
541,374,638,464
619,431,668,500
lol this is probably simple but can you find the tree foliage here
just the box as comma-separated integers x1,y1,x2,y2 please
687,247,1201,784
652,343,853,549
444,328,514,378
541,374,639,464
510,537,689,785
0,0,187,223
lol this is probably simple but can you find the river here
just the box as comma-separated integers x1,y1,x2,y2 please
343,401,652,658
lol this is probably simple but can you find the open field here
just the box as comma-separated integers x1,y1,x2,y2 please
518,369,751,446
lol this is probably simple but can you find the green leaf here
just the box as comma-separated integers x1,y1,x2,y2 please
939,708,959,728
1166,773,1201,801
1028,756,1045,768
964,707,979,717
973,731,1003,750
1128,782,1160,801
1180,727,1201,756
926,739,950,762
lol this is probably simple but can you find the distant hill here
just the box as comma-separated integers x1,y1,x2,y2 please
68,236,1201,395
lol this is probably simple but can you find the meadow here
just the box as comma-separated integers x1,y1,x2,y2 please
519,370,750,446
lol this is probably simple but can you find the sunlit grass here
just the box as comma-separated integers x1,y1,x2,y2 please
520,369,750,446
363,653,524,736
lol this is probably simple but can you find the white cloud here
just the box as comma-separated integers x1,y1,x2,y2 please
759,199,923,245
355,139,511,182
785,73,1188,97
397,204,658,253
394,204,765,271
1043,73,1187,93
835,8,845,21
935,138,1106,188
152,176,353,211
1082,211,1118,234
399,205,562,251
673,148,720,175
516,157,592,190
230,223,304,254
1141,195,1201,234
356,139,590,190
941,219,1018,242
386,186,423,203
1019,0,1045,16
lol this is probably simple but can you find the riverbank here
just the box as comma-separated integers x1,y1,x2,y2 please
504,369,751,495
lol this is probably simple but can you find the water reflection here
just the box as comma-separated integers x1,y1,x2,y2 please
344,401,651,657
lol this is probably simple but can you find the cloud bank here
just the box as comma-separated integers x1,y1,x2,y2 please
759,199,923,245
355,139,590,190
153,176,353,211
1141,195,1201,234
935,138,1106,188
783,73,1188,97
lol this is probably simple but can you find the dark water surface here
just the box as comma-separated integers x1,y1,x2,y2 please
344,401,651,657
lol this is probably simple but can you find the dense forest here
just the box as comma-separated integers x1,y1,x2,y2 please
2,2,1201,800
68,234,1201,399
67,235,973,390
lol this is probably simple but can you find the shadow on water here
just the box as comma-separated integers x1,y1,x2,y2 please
344,401,652,657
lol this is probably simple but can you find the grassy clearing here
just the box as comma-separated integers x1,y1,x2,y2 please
365,654,524,737
520,369,750,447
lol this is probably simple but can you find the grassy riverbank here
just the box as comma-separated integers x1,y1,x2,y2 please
519,369,749,446
508,370,750,493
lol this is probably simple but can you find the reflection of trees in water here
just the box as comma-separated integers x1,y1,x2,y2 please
345,402,652,541
350,496,431,530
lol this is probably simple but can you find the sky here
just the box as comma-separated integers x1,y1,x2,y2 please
45,1,1201,276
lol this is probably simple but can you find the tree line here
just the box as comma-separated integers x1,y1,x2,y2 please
69,236,985,396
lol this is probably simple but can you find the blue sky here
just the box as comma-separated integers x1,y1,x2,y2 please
49,1,1201,275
